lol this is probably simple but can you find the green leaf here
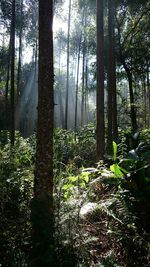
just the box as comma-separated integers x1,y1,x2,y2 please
68,176,77,182
62,183,74,190
80,172,89,183
80,181,86,189
119,166,128,174
110,164,124,178
113,141,117,162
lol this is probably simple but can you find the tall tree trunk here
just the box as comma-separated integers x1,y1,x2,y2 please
5,40,11,130
59,90,65,128
31,1,55,266
34,38,38,79
65,0,71,130
128,71,137,133
81,28,86,127
74,34,81,131
10,0,16,146
58,38,65,128
84,56,88,125
116,18,137,134
17,0,23,100
81,9,87,127
74,11,84,131
96,0,105,160
107,0,113,152
146,61,150,127
35,1,54,196
123,63,137,133
142,76,147,127
107,0,118,153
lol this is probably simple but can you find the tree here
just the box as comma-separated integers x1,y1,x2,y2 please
10,0,16,145
107,0,118,153
96,0,105,160
74,18,82,131
81,7,86,127
31,0,55,265
26,0,38,53
5,41,11,130
147,61,150,127
16,0,23,100
115,0,150,132
65,0,71,129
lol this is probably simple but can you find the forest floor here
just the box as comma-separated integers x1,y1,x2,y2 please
1,128,150,266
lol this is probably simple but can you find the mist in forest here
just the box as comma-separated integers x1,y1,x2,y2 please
15,66,94,137
15,67,38,137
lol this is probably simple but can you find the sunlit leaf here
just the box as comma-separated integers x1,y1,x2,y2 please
113,141,117,162
110,164,124,178
80,172,89,183
62,183,74,190
68,176,77,182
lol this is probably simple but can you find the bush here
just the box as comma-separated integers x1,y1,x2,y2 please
0,132,34,266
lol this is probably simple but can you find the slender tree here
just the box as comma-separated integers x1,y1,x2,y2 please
17,0,23,100
146,61,150,127
84,51,89,125
31,0,55,265
74,29,82,131
10,0,16,145
5,39,11,130
107,0,118,153
115,2,148,133
65,0,71,129
81,12,86,127
96,0,105,160
35,0,54,199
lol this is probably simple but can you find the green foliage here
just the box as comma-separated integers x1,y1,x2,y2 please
0,132,34,266
105,140,150,266
110,141,127,179
101,251,123,267
62,171,90,200
54,124,96,171
140,129,150,143
0,46,9,81
110,164,125,178
113,141,117,162
1,128,150,266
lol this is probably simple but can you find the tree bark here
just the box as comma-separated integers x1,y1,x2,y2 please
123,63,138,133
81,22,86,127
96,0,105,160
65,0,71,130
84,56,88,125
142,76,147,127
146,61,150,127
10,0,16,146
35,0,54,195
17,0,23,100
116,20,138,134
31,1,55,265
74,32,81,132
107,0,118,153
5,39,11,130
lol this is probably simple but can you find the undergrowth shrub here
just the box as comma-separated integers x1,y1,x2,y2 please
0,127,150,266
103,141,150,266
54,124,96,171
0,133,33,266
